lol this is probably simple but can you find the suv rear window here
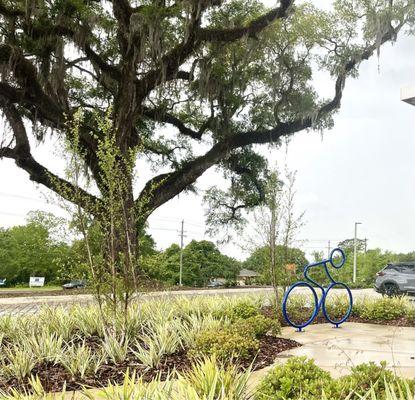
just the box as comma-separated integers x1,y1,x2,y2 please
385,265,400,271
399,264,415,274
385,263,415,273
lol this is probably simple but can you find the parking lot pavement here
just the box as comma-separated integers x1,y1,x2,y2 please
0,287,387,316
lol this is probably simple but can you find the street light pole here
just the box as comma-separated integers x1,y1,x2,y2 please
401,85,415,362
353,222,362,283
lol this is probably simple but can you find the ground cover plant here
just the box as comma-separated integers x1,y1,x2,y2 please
255,357,414,400
0,357,253,400
0,295,298,395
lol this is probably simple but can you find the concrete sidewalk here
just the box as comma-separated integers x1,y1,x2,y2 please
250,322,415,386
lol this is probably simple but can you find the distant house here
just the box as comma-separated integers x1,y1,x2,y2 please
285,263,297,275
237,269,260,286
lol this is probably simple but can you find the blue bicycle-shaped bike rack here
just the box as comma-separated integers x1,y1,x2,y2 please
282,248,353,331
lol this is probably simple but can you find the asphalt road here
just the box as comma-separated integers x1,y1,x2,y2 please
0,287,384,316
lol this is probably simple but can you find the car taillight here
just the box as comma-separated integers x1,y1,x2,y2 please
376,271,385,277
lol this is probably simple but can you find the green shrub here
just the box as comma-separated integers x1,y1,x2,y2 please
336,361,413,399
256,357,414,400
255,357,334,400
190,329,259,363
324,294,351,320
225,301,260,321
231,315,281,338
356,297,414,321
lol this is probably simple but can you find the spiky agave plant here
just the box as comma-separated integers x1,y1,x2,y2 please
1,345,36,382
26,331,64,364
131,319,183,368
38,307,75,341
60,341,104,379
177,356,252,400
83,369,175,400
319,379,414,400
102,333,130,365
68,304,105,338
0,375,67,400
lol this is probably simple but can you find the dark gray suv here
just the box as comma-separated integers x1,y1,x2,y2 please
375,263,415,296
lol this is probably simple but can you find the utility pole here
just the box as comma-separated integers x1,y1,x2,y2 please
353,222,362,283
179,220,186,286
327,240,331,258
363,237,368,269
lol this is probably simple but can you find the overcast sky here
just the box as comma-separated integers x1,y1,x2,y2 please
0,3,414,261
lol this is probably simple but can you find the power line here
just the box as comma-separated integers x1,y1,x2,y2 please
0,211,26,218
293,238,344,243
147,227,178,232
150,216,203,227
302,245,331,248
0,191,46,203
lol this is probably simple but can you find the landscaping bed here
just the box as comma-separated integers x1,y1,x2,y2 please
0,293,413,398
0,296,302,396
0,335,300,394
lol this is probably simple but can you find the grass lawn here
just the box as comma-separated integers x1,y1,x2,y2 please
0,285,62,292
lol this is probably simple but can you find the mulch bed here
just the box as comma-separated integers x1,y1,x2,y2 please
247,336,301,371
0,336,300,395
261,306,415,328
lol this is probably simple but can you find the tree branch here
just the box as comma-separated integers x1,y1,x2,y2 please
137,22,402,218
0,44,66,126
2,17,121,84
0,98,102,214
136,139,231,219
136,1,293,101
83,43,121,82
0,1,24,18
142,107,208,140
240,20,405,147
196,0,294,42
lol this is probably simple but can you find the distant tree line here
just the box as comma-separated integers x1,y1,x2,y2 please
0,211,241,287
1,211,414,288
142,240,240,287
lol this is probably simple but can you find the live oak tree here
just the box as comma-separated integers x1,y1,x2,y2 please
1,0,414,295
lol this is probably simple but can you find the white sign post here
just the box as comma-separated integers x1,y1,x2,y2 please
29,277,45,287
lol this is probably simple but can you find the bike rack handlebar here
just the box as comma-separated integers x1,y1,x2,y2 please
303,247,346,287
